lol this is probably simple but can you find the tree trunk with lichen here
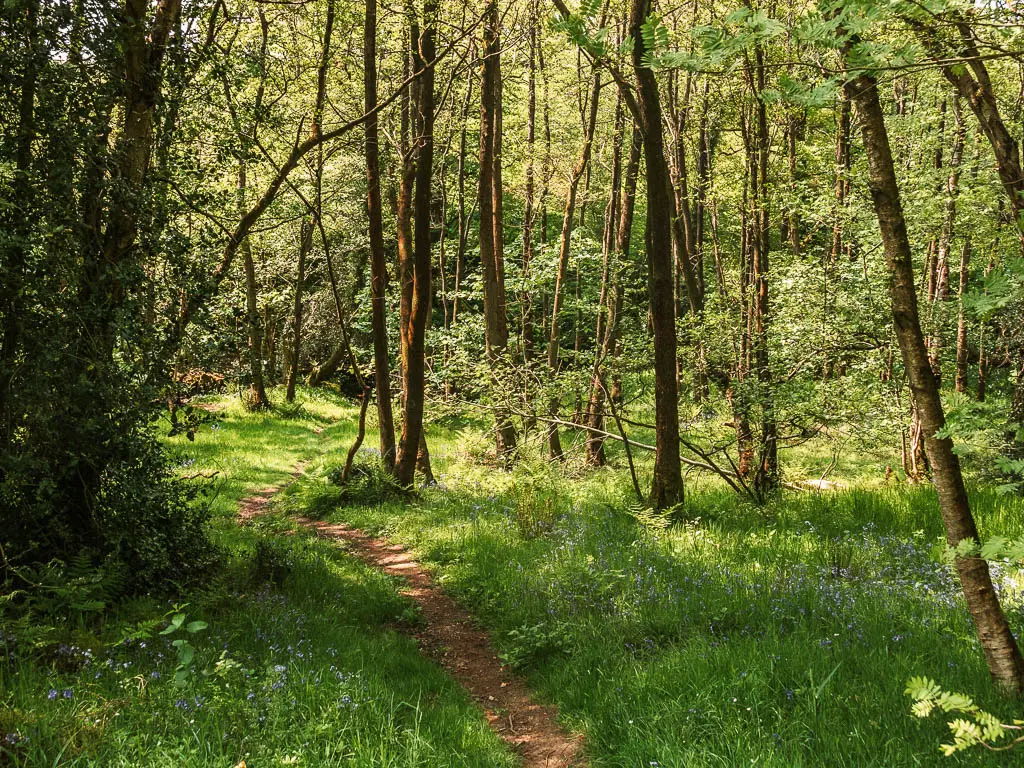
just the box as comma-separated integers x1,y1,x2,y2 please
845,62,1024,693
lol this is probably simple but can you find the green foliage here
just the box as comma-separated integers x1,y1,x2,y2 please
962,258,1024,321
500,620,573,670
326,459,410,505
509,476,561,538
157,606,210,686
906,677,1024,756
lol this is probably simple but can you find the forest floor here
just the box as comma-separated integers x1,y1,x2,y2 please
238,449,585,767
5,386,1024,767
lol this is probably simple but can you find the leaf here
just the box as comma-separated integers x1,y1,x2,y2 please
186,620,208,633
980,536,1009,561
159,613,186,635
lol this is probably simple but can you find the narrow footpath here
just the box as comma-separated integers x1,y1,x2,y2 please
238,459,586,768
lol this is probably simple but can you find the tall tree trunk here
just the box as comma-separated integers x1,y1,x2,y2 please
744,41,778,496
630,0,682,508
915,17,1024,451
285,221,313,402
239,179,271,409
0,0,39,435
586,114,638,466
296,0,336,394
478,0,517,461
521,2,537,364
845,59,1024,693
830,92,853,264
452,60,473,327
92,0,181,326
365,0,397,470
395,0,435,486
928,94,964,381
954,234,972,393
221,13,271,410
546,68,601,460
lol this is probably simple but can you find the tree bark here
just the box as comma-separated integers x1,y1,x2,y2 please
586,114,639,466
546,68,601,460
630,0,682,508
365,0,397,470
478,0,517,461
845,61,1024,692
395,0,435,486
285,221,313,402
743,41,778,496
0,0,40,435
521,3,537,363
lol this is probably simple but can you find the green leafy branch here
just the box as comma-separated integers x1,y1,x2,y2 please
906,677,1024,756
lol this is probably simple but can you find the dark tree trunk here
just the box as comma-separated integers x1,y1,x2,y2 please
297,0,336,394
478,0,517,461
0,0,39,434
395,0,435,486
546,69,601,460
521,4,537,364
285,222,313,403
452,61,474,327
586,113,639,467
630,0,682,508
743,42,778,496
240,202,270,409
845,61,1024,693
954,234,972,394
365,0,397,470
830,93,852,264
929,94,965,380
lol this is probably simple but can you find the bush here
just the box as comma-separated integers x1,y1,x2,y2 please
326,460,409,507
1,415,215,596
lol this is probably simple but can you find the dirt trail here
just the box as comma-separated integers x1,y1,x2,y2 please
295,515,586,768
237,459,586,767
236,461,308,522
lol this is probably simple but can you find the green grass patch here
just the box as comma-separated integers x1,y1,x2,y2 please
294,425,1024,767
1,388,517,767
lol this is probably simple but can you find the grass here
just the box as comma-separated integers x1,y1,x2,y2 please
6,386,1024,766
282,414,1024,767
0,386,517,767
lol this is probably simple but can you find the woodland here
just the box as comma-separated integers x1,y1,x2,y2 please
3,0,1024,764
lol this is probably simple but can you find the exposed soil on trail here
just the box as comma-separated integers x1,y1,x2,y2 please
295,515,586,768
236,461,307,523
235,457,586,767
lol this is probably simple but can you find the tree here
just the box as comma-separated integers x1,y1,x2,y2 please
843,38,1024,693
477,0,517,462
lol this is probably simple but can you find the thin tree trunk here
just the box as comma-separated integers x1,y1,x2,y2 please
744,40,778,496
929,93,965,381
295,0,336,395
845,58,1024,692
830,93,852,264
586,112,638,466
285,221,313,402
0,0,39,434
521,2,537,364
630,0,682,508
954,234,972,393
452,60,473,326
478,0,517,461
365,0,397,470
395,0,435,486
546,68,601,460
